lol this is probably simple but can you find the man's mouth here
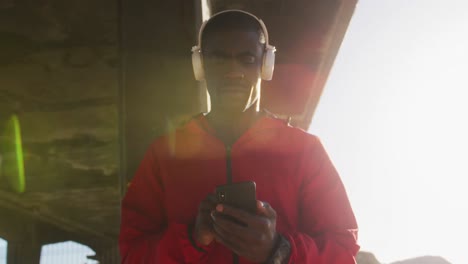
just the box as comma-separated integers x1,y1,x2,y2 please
220,82,248,92
219,87,248,97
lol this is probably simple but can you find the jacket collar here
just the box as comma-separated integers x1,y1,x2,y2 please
185,111,286,146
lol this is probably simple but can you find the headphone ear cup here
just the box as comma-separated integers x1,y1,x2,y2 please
261,45,276,80
192,47,205,81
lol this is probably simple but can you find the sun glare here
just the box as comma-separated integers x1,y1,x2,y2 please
311,0,468,263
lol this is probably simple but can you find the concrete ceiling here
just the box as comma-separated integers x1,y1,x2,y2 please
0,0,357,262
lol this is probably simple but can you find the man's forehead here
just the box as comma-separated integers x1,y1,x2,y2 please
202,30,264,50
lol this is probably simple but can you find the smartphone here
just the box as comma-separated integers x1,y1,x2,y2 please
215,181,257,214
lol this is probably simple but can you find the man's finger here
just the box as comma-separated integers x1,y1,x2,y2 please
214,232,243,256
199,195,218,210
199,202,215,211
204,194,217,204
211,212,259,240
213,224,260,261
217,204,264,228
212,222,245,254
256,200,277,219
206,194,217,202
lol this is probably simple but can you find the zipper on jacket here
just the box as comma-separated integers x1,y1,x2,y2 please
226,145,232,184
225,145,238,264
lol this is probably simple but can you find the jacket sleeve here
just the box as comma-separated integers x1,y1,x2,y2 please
284,136,359,264
119,144,213,263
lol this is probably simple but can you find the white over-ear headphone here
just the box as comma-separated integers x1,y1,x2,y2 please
192,9,276,81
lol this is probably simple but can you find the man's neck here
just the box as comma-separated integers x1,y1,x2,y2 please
206,107,261,146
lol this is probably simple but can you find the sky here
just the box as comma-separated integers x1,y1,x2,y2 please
0,240,5,264
0,240,96,264
309,0,468,263
1,1,467,264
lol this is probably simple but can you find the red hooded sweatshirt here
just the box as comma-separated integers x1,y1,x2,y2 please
119,115,359,263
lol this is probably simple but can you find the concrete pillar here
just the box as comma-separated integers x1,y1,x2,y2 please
7,241,41,264
7,221,41,264
120,0,201,185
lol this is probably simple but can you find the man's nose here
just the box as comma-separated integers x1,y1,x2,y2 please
224,71,244,80
223,58,244,79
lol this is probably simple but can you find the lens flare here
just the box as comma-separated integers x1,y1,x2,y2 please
1,114,25,193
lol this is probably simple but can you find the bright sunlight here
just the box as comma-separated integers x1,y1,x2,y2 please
311,0,468,263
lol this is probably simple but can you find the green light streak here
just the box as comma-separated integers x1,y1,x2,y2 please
2,115,25,193
11,115,25,193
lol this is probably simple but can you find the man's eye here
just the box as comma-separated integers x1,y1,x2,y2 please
206,55,226,64
240,55,256,64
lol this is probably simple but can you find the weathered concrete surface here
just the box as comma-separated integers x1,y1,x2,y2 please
0,1,120,262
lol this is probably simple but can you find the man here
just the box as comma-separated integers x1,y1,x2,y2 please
119,10,359,263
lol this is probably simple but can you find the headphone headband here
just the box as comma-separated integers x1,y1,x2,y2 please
196,9,271,50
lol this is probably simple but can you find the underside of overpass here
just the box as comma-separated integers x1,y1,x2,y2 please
0,0,357,262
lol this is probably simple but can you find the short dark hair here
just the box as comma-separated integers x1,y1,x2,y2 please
201,11,266,50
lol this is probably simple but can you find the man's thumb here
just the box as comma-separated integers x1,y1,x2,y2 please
256,200,272,216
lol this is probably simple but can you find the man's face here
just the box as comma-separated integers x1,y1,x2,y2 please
202,30,264,115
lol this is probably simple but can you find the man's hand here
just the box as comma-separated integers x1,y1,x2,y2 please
194,194,217,246
211,200,279,263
